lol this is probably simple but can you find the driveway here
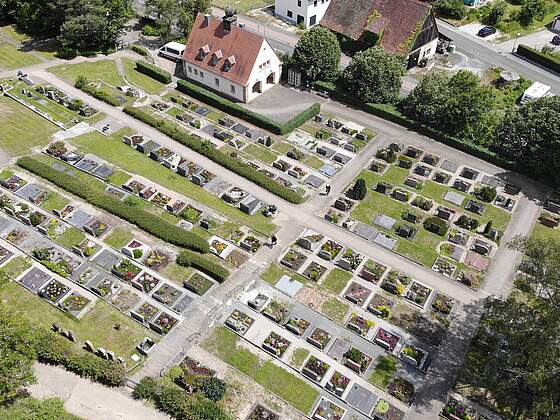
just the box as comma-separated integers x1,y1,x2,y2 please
459,23,501,42
500,27,560,53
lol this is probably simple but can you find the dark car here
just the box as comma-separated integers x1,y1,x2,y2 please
477,27,497,38
552,35,560,46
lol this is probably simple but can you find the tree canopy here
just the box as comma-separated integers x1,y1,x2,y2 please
291,26,341,82
342,46,404,104
144,0,210,40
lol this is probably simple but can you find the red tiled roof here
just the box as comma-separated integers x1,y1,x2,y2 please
183,13,265,85
321,0,432,54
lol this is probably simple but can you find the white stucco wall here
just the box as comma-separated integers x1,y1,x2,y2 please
245,40,282,102
274,0,331,27
183,61,246,101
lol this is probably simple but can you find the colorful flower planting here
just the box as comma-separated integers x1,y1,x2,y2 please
388,378,415,405
133,272,161,293
344,347,373,374
337,248,364,271
344,282,372,305
431,292,455,315
183,273,213,296
152,312,178,334
318,240,343,261
262,299,290,324
346,313,373,337
262,331,291,358
40,279,70,303
359,259,387,283
326,371,350,396
280,248,307,271
399,344,428,369
404,281,433,307
284,315,310,336
144,249,169,271
374,328,401,352
112,259,142,281
60,292,91,313
367,294,394,319
307,327,332,349
152,283,182,306
93,278,119,297
225,310,254,335
302,355,330,382
137,302,159,322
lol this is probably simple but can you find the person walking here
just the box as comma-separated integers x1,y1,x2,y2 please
325,185,331,196
270,235,278,247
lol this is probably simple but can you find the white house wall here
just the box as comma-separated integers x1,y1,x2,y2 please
274,0,331,27
183,61,246,101
245,40,282,102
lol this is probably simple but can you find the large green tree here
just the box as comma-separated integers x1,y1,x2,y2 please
291,26,341,82
145,0,210,40
492,96,560,183
342,46,404,104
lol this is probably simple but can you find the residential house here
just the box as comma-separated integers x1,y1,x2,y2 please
275,0,331,28
182,10,282,102
321,0,439,68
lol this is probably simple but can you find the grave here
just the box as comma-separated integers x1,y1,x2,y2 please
460,167,479,180
405,176,421,189
481,175,502,188
451,246,465,261
472,239,491,256
465,251,489,271
316,146,335,158
440,160,459,173
19,267,51,292
305,174,325,189
443,191,465,206
232,123,248,134
466,200,485,215
332,153,351,165
240,196,264,216
373,232,397,250
453,179,471,192
173,295,193,313
93,165,114,180
327,338,350,361
276,275,303,297
374,214,396,230
436,206,455,221
66,210,93,230
346,384,378,415
353,222,378,240
319,164,337,178
414,165,431,177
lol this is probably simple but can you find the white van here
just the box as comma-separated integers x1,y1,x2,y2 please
521,82,552,104
158,42,186,62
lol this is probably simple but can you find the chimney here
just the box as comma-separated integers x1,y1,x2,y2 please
203,14,211,26
223,4,237,33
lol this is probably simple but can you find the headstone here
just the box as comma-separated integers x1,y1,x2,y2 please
84,340,94,352
107,350,116,360
97,347,107,358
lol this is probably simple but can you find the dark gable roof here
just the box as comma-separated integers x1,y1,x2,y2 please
182,13,265,85
321,0,434,54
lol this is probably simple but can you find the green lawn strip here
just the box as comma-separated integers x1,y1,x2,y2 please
321,268,352,294
166,107,184,118
104,227,134,249
0,168,15,180
242,143,278,165
0,94,59,156
206,110,224,123
261,262,309,286
1,256,32,278
395,228,441,267
289,348,310,368
68,129,276,235
0,43,41,69
320,297,350,324
532,221,560,241
368,355,398,390
271,141,293,154
48,60,125,87
204,326,319,414
302,155,324,170
40,191,70,212
0,282,157,358
54,226,85,249
107,170,131,186
362,128,377,140
211,0,273,12
161,262,193,285
122,58,167,95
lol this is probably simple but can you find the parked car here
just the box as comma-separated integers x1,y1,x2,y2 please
477,27,496,38
551,35,560,46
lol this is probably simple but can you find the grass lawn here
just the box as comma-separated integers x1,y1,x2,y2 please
1,256,32,278
104,227,134,249
290,348,310,368
212,0,273,12
0,282,157,357
54,227,85,249
121,58,167,95
203,326,319,414
302,155,325,170
166,107,184,118
496,0,560,37
161,262,193,285
243,144,278,165
0,43,41,69
271,141,293,155
40,191,70,213
68,129,276,235
320,297,350,324
321,268,352,294
261,262,309,286
0,95,59,156
368,355,398,390
49,60,125,87
107,169,132,186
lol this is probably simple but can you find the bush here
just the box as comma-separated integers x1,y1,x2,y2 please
17,156,211,254
434,0,467,19
352,178,367,200
176,250,229,283
135,61,172,84
56,47,78,59
75,81,122,107
131,45,149,57
123,106,304,204
423,216,449,236
176,80,319,135
475,185,497,202
195,377,227,402
517,44,560,74
132,377,158,400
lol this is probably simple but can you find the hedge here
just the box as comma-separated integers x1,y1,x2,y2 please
78,83,122,107
17,156,210,253
176,79,320,135
36,331,125,387
516,44,560,74
131,45,149,57
176,250,229,283
136,60,172,84
123,106,305,204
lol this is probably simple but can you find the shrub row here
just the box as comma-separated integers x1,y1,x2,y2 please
176,250,229,283
123,106,304,204
516,44,560,74
176,79,320,135
131,45,149,57
78,83,122,107
136,60,172,84
36,331,125,387
17,156,210,253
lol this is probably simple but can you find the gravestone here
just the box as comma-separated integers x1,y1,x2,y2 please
84,340,94,352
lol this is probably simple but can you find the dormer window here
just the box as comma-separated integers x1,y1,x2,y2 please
199,44,210,59
211,49,223,65
224,55,236,71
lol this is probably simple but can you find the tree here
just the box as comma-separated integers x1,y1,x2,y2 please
291,26,341,82
519,0,546,25
145,0,209,40
481,0,507,25
433,0,466,20
492,96,560,184
475,185,497,202
342,47,404,104
195,377,227,402
352,178,367,200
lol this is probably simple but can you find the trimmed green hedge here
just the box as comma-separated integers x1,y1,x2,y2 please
17,156,210,253
517,44,560,74
177,250,229,282
123,106,305,204
79,84,122,107
131,45,149,57
176,79,320,135
136,60,172,84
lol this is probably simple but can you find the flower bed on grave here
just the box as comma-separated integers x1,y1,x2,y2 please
46,141,67,158
343,347,373,374
367,294,394,319
399,343,428,369
381,271,411,296
307,327,332,349
432,257,457,278
346,313,373,337
77,267,97,285
124,180,146,195
344,282,372,305
411,196,433,211
302,355,330,382
4,228,27,244
388,378,415,405
33,247,79,278
280,248,307,271
132,272,161,293
374,399,404,420
404,281,433,308
326,371,350,396
374,328,401,352
151,192,171,207
225,309,254,335
180,355,216,378
136,302,159,322
318,240,343,261
312,398,345,420
248,405,279,420
122,239,150,261
359,259,387,284
324,208,343,224
151,312,178,334
184,273,213,296
2,174,27,191
209,237,230,258
92,278,120,298
262,331,291,358
0,195,14,210
10,201,30,217
239,235,263,253
39,279,70,303
152,283,182,306
29,211,48,227
112,259,142,281
110,289,141,312
284,315,310,336
337,248,364,272
431,292,455,316
303,261,327,282
297,230,324,251
457,270,483,289
74,239,99,258
60,292,90,313
84,219,110,237
140,187,156,200
440,397,480,420
262,299,290,324
144,249,169,271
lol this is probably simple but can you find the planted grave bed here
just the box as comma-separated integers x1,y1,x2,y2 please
110,289,141,312
284,315,310,336
374,328,401,352
144,249,170,271
432,257,457,278
132,272,161,294
76,267,98,285
151,312,178,334
280,249,307,271
180,355,216,378
262,299,290,324
302,355,330,382
59,292,91,314
343,347,373,374
399,343,428,369
39,279,70,303
239,235,263,253
307,327,332,349
374,399,404,420
248,405,279,420
262,331,291,358
225,309,254,335
152,283,182,306
136,302,160,322
344,281,372,307
359,259,387,284
318,240,343,261
84,219,110,237
337,248,364,272
388,378,415,405
312,398,345,420
112,259,142,281
381,271,411,296
404,281,433,308
91,277,120,298
183,273,213,296
346,313,373,337
326,371,350,396
303,261,327,282
431,292,455,315
367,294,394,319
